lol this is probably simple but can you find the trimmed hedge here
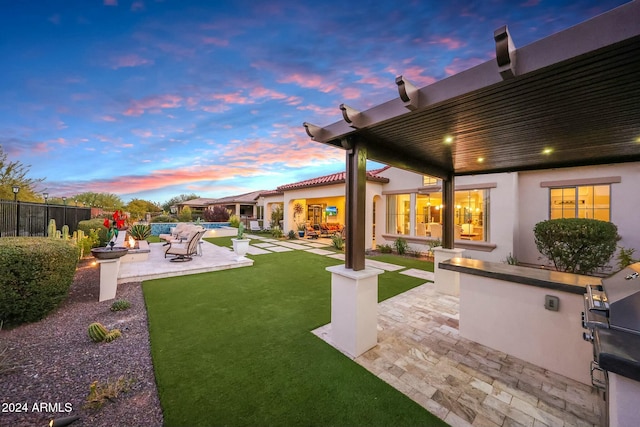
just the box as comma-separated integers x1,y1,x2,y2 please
534,218,620,275
0,238,79,327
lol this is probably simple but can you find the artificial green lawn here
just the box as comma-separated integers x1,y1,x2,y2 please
143,243,446,426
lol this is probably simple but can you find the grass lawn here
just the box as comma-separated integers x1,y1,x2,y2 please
143,244,446,426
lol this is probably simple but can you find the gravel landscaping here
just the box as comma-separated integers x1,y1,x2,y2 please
0,259,163,427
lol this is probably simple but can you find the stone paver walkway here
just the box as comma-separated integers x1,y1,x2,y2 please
313,283,604,427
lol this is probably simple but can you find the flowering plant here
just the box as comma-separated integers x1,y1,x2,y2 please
103,210,127,242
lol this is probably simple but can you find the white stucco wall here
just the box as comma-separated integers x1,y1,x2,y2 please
516,163,640,268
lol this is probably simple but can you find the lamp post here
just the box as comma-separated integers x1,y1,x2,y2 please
43,192,49,236
12,186,20,236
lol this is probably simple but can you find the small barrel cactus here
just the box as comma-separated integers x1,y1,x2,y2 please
88,322,108,343
104,329,122,343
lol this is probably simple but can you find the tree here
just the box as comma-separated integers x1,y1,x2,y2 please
126,199,162,222
204,205,230,222
0,145,45,202
178,206,193,222
161,193,200,212
73,192,124,211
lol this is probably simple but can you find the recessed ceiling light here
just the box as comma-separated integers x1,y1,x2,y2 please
443,136,454,144
477,157,484,163
542,148,553,155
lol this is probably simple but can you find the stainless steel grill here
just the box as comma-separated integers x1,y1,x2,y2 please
582,263,640,426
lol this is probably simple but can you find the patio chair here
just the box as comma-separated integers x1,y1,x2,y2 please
164,229,206,262
249,221,261,232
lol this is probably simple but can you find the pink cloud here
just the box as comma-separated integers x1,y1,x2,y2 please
278,73,337,93
386,65,437,87
101,115,118,122
110,54,153,69
250,86,287,100
342,87,361,100
429,36,464,50
131,1,144,11
521,0,540,6
103,0,118,6
123,94,183,116
210,92,253,105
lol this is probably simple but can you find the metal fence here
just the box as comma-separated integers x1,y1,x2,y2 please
0,200,92,237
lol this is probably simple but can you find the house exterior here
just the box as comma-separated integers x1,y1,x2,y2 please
256,162,639,269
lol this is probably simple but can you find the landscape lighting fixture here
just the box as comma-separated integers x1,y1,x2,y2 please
12,185,19,201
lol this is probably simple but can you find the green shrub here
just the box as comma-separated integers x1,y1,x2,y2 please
0,238,79,327
617,246,639,270
394,237,409,255
128,224,151,240
534,218,620,275
228,215,240,228
331,234,344,250
110,299,131,312
270,226,284,239
78,218,110,246
150,215,178,223
287,230,296,240
378,244,393,254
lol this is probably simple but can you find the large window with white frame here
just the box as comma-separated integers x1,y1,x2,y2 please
387,189,489,241
549,185,610,221
386,194,411,235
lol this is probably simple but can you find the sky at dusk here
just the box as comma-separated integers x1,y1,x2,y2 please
1,0,630,204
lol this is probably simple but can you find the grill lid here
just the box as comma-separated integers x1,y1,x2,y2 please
602,262,640,334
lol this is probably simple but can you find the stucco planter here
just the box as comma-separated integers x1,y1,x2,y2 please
231,238,250,261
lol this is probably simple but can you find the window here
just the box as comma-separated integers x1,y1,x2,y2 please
388,189,490,241
550,185,610,221
423,175,439,186
386,194,411,235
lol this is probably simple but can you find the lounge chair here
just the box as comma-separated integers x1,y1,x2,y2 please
249,221,261,232
159,223,200,243
164,229,206,262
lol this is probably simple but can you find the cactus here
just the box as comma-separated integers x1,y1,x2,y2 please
48,219,57,239
88,322,108,343
104,329,122,343
62,225,70,240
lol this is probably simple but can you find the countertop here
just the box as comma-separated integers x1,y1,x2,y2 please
439,257,602,295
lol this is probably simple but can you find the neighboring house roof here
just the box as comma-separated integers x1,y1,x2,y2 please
257,189,284,198
210,190,265,205
178,198,218,207
277,166,390,191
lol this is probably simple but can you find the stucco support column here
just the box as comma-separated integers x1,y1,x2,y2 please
235,203,241,216
327,264,383,358
97,258,121,302
433,247,465,296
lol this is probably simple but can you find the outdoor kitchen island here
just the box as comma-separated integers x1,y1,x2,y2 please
440,258,640,427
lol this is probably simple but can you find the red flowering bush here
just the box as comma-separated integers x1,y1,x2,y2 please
103,210,127,241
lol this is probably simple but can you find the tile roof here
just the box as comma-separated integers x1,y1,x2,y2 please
277,166,390,191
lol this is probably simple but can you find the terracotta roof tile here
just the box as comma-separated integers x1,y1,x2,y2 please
277,166,389,191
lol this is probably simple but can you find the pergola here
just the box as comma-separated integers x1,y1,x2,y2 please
304,1,640,271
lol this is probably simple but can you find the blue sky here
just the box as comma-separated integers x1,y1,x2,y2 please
0,0,629,204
